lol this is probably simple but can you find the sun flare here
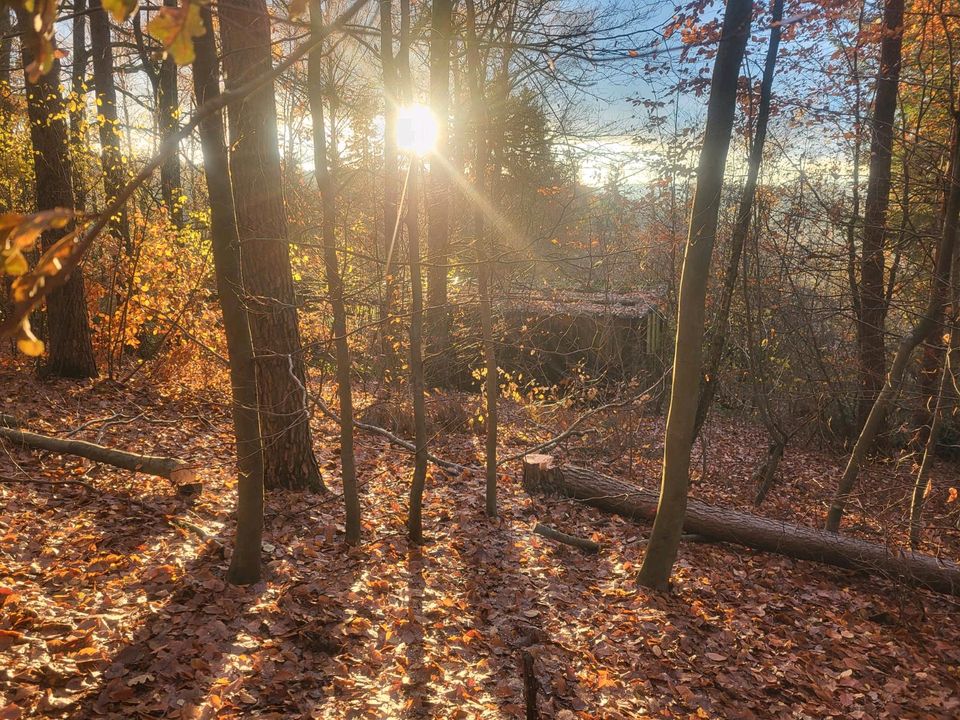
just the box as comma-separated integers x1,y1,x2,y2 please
396,104,439,156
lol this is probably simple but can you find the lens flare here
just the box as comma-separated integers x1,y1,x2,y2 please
396,104,438,156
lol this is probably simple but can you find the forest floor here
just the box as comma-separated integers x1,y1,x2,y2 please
2,362,960,719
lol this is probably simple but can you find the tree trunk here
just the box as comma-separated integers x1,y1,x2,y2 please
193,4,264,584
694,0,783,438
856,0,904,432
69,0,88,211
158,0,183,227
826,114,960,532
397,0,430,542
637,0,752,591
88,0,131,247
18,11,98,379
752,437,785,506
523,455,960,596
0,425,195,483
0,8,12,89
425,0,453,377
218,0,323,492
909,342,950,549
308,0,360,544
465,0,498,518
379,0,401,371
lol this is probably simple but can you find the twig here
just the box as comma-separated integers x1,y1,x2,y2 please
0,413,22,428
308,391,469,474
532,522,600,553
499,371,668,466
62,413,127,438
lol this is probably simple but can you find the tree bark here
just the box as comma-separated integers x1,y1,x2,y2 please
0,425,195,483
909,341,951,549
69,0,88,211
694,0,783,438
193,4,264,585
0,8,12,89
88,0,131,247
856,0,904,432
158,0,183,226
522,455,960,596
425,0,453,375
379,0,402,370
826,113,960,532
308,0,361,544
219,0,323,492
465,0,499,518
522,649,539,720
637,0,751,591
397,0,430,543
18,11,98,379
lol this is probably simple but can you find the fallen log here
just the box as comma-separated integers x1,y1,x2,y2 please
522,454,960,596
0,426,196,484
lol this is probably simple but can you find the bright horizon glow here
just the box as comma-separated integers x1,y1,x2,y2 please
396,104,438,156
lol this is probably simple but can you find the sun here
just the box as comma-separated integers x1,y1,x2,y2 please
396,104,439,156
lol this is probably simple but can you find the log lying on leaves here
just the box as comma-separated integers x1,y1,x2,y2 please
0,426,197,484
522,454,960,596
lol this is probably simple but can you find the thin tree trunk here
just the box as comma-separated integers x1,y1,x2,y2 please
909,339,951,549
856,0,904,432
465,0,498,518
826,114,960,532
694,0,783,438
158,0,183,226
397,0,430,542
425,0,453,376
0,8,12,89
219,0,324,492
379,0,401,370
88,0,131,247
308,0,360,544
193,4,264,584
18,11,98,379
70,0,88,211
636,0,752,591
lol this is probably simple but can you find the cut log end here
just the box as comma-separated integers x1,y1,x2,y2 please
522,454,557,494
170,466,199,487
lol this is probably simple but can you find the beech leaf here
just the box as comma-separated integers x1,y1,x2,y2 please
146,1,206,66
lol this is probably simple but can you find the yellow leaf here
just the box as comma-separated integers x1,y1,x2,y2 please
3,250,28,276
147,1,206,66
17,321,44,357
102,0,139,22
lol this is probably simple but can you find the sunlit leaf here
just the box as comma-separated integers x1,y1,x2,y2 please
102,0,139,21
2,249,28,276
146,1,206,66
16,319,44,357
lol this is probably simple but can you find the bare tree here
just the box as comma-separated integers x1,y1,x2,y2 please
192,4,264,584
637,0,753,591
